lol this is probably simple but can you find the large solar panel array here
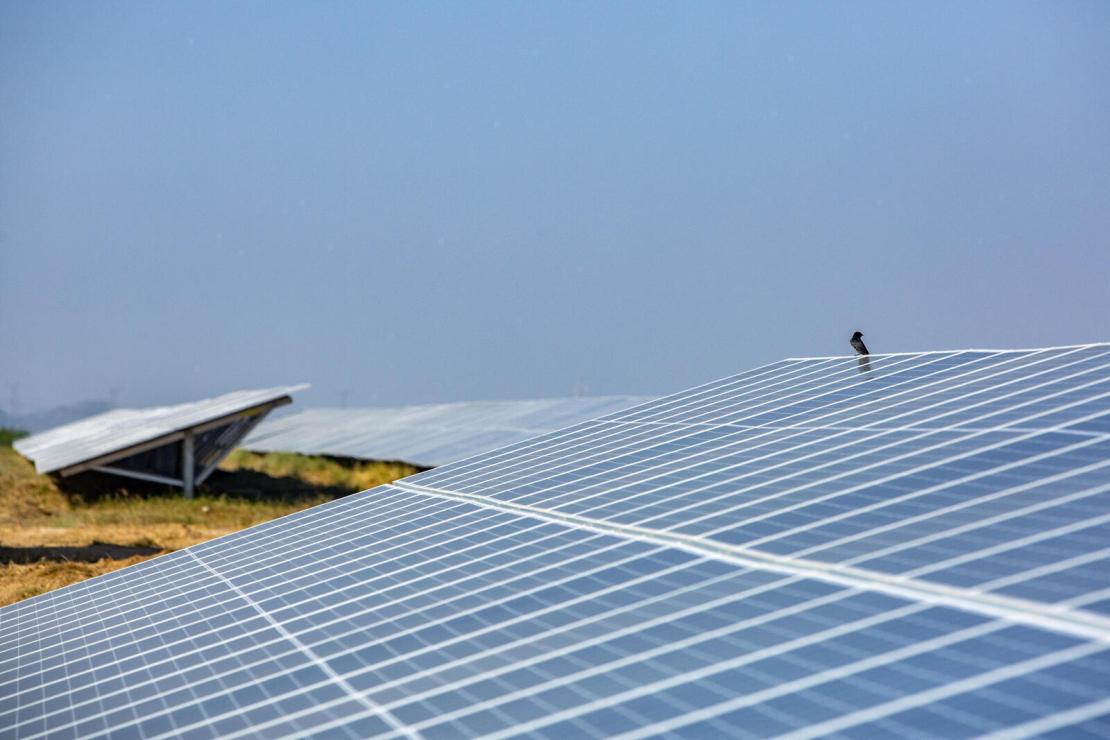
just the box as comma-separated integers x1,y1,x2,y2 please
3,345,1110,738
241,397,654,468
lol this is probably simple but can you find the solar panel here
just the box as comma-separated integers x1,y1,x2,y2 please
13,385,307,494
3,346,1109,738
241,397,654,468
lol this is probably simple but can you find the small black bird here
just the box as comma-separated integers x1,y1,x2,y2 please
850,331,869,356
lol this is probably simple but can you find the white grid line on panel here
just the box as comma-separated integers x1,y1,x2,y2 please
0,408,999,678
294,514,1110,737
311,573,808,722
432,351,1007,518
4,348,1105,740
418,358,808,476
0,487,448,651
0,551,193,630
0,503,535,701
589,358,806,426
121,503,1110,740
117,569,201,735
424,350,948,491
185,551,418,740
10,377,1110,727
625,351,977,431
395,479,1110,645
0,486,451,634
781,639,1110,736
10,529,648,734
665,352,1035,428
439,347,1077,515
231,510,494,583
70,572,128,734
64,585,106,737
49,581,76,732
1067,586,1110,610
978,695,1110,739
496,355,1110,551
572,357,837,428
794,458,1110,562
7,595,26,732
191,569,824,740
605,394,1107,551
581,348,1093,486
203,496,490,582
901,510,1110,581
597,417,1104,437
784,343,1109,361
4,430,1105,732
19,514,883,740
415,358,831,486
353,442,1110,667
563,348,1101,512
255,581,864,740
615,355,894,425
2,556,243,640
2,514,1101,740
3,539,376,730
442,351,979,494
125,552,726,739
26,525,643,736
460,607,1004,739
975,547,1110,597
635,641,1108,740
513,352,1110,539
725,417,1110,552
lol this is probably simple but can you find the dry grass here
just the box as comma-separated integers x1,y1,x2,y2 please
0,446,419,606
0,556,151,606
0,444,71,524
221,449,420,491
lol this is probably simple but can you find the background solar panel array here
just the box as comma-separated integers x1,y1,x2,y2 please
14,385,307,475
241,397,653,468
3,346,1110,738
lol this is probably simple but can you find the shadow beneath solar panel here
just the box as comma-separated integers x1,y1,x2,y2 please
54,468,356,504
0,542,163,564
46,450,424,511
203,468,356,503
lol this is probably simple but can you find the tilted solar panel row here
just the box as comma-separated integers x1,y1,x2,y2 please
2,345,1109,738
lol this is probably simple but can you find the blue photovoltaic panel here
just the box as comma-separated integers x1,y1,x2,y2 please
2,344,1110,738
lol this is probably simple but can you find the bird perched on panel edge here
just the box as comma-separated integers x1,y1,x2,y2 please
850,331,869,356
851,331,872,375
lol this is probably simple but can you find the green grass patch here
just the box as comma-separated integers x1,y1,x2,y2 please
0,427,28,447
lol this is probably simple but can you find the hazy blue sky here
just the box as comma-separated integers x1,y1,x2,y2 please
2,1,1108,412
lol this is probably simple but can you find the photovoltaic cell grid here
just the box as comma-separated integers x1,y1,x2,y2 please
3,345,1110,739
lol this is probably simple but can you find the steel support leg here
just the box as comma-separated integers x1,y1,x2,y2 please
182,431,195,499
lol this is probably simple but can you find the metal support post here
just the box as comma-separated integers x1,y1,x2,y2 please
182,430,195,499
